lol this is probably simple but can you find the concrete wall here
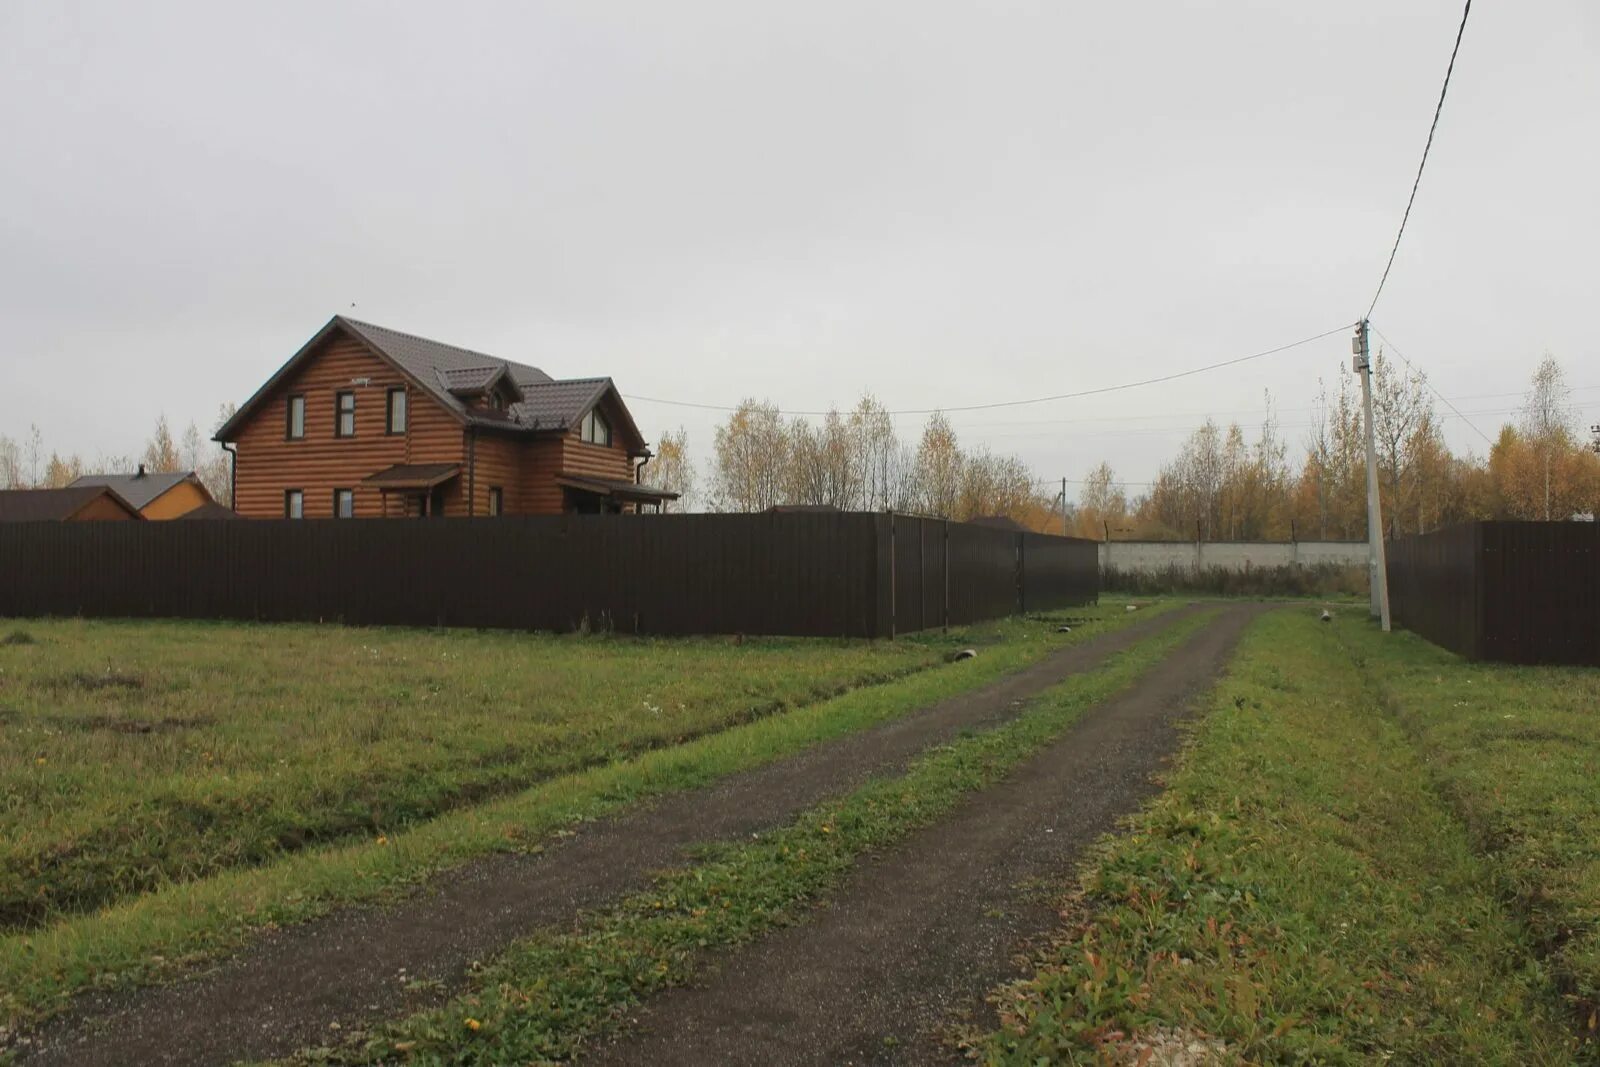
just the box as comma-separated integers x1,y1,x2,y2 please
1099,540,1367,573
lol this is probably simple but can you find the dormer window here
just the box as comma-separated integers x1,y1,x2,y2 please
580,408,611,447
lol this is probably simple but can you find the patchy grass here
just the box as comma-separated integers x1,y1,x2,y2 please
0,600,1171,1031
976,609,1577,1065
292,609,1220,1065
0,618,948,929
1341,620,1600,1046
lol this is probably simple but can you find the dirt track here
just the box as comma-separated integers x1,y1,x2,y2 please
589,603,1266,1066
17,605,1204,1067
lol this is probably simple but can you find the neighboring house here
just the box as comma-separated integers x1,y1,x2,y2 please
177,500,241,520
0,486,144,522
70,467,218,519
215,316,678,519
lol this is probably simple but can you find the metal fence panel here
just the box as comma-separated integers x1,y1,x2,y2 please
0,512,1098,638
1388,520,1598,666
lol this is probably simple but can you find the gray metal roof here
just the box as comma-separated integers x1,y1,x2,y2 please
216,316,644,449
69,471,197,511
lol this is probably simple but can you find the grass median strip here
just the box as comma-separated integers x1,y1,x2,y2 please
290,607,1219,1065
1,601,1174,1033
975,610,1574,1065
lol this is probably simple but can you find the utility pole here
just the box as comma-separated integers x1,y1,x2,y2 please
1060,476,1068,536
1353,319,1391,631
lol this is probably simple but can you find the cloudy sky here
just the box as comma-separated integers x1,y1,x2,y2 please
2,1,1595,500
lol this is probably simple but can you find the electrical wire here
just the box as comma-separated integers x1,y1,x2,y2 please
1354,323,1496,447
1367,0,1473,318
624,323,1355,417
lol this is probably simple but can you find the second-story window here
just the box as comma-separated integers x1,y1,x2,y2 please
386,388,407,434
287,395,306,439
580,408,610,447
335,391,356,437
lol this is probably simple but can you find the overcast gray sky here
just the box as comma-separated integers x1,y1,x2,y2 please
2,1,1595,499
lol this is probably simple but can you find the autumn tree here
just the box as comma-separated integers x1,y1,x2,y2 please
141,415,183,473
644,427,696,511
1519,355,1581,520
1073,462,1127,539
848,395,897,511
786,410,857,507
709,400,790,512
911,412,963,518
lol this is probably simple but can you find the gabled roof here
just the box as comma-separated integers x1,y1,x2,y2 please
69,470,204,511
0,486,143,522
216,316,644,450
436,363,521,401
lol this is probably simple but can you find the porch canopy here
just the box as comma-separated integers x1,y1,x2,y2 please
555,474,679,507
361,464,461,491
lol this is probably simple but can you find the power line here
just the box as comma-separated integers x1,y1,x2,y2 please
1367,0,1473,319
1365,323,1496,446
624,323,1354,417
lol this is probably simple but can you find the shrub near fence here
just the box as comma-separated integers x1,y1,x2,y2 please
0,512,1098,639
1387,520,1599,666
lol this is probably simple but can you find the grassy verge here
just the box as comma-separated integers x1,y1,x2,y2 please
0,618,948,929
290,608,1220,1065
976,610,1576,1065
1340,620,1600,1045
1,600,1167,1032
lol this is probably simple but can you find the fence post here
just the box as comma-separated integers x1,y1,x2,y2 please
942,518,950,633
1016,533,1025,616
888,510,897,640
918,518,926,632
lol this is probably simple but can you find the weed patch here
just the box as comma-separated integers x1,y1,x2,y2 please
0,630,35,647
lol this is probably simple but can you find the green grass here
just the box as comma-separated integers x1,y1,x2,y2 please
976,610,1578,1065
292,608,1221,1065
0,619,946,929
0,600,1167,1031
1340,620,1600,1043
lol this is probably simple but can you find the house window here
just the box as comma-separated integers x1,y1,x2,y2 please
335,391,356,437
488,487,503,516
580,408,610,446
386,388,407,434
333,488,354,518
287,395,306,439
284,489,304,519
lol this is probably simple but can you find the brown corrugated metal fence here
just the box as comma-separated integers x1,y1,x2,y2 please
1387,520,1598,665
0,512,1098,638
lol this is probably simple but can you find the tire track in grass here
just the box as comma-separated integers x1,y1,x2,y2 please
277,606,1243,1067
13,606,1202,1067
584,605,1262,1066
